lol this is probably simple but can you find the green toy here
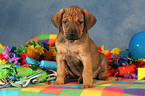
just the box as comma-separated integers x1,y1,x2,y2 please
0,64,56,88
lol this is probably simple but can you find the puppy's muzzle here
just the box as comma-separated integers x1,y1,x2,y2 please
66,30,78,40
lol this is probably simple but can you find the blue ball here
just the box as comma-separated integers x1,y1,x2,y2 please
129,32,145,59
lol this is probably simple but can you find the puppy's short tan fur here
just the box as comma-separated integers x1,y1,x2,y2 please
51,6,116,88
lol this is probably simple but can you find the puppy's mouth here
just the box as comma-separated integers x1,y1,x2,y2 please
66,36,78,40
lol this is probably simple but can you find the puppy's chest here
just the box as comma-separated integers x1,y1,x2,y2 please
65,52,83,76
64,49,80,62
65,51,80,62
57,41,81,58
64,50,82,68
56,40,83,66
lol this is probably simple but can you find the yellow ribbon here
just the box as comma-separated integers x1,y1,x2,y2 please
100,45,110,55
111,47,121,57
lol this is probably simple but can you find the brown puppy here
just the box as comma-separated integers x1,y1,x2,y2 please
51,6,116,88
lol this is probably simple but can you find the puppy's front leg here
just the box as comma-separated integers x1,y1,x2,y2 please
81,53,93,88
50,53,65,85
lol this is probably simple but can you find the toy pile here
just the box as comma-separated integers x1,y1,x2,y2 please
0,33,57,88
97,45,145,79
0,33,145,88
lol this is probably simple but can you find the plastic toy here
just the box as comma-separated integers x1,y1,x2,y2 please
0,64,46,80
129,32,145,59
25,56,57,70
0,64,57,88
138,68,145,80
114,66,136,76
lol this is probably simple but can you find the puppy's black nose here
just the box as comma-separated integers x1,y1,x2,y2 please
66,30,78,40
69,32,75,37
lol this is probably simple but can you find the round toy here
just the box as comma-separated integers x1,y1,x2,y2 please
129,32,145,59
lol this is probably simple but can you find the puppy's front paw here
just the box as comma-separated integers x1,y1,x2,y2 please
80,84,93,88
50,81,64,85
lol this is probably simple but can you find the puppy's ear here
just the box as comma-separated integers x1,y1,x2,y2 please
51,9,65,29
83,9,97,30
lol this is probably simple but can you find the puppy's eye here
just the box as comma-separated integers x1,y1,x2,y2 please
78,21,83,25
63,21,68,24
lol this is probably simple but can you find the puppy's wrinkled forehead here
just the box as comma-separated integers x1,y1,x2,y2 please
63,6,84,19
